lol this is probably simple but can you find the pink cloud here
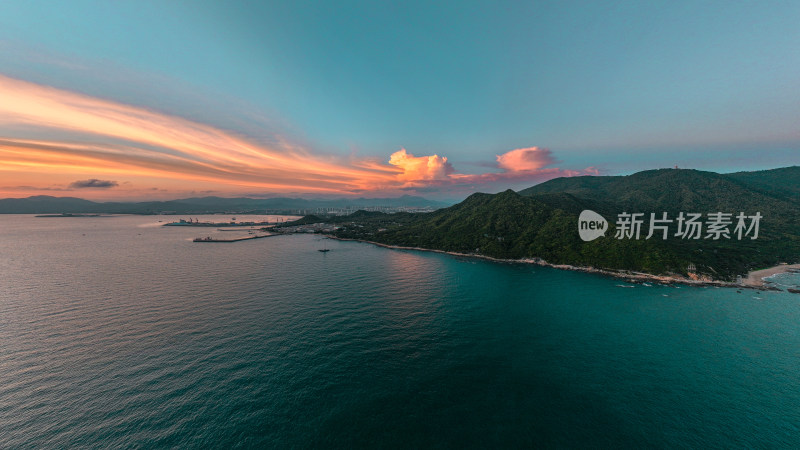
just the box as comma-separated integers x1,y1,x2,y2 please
496,147,555,171
385,146,598,194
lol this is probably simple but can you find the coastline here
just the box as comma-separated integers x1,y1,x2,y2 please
325,235,777,291
743,264,800,288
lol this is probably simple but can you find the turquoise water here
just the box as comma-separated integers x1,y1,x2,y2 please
1,215,800,448
766,272,800,291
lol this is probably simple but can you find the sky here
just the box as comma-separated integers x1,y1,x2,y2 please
0,0,799,201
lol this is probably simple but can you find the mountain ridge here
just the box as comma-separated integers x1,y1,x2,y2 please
303,166,800,281
0,195,450,214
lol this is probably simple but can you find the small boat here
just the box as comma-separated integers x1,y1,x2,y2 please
318,249,330,252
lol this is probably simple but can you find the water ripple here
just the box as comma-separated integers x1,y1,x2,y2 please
2,216,800,447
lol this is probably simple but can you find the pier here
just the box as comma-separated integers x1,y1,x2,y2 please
166,219,276,227
193,234,276,243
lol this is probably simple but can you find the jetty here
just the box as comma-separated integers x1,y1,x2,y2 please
193,234,276,243
36,213,106,218
166,218,276,227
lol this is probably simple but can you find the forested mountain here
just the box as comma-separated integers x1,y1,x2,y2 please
305,167,800,281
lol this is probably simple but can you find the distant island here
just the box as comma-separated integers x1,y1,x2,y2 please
280,167,800,285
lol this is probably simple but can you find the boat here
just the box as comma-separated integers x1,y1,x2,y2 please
318,249,330,252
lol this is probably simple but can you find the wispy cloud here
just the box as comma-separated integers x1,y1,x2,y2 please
0,74,597,197
1,185,71,192
0,74,400,194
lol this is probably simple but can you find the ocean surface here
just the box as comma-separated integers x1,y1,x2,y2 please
2,214,800,448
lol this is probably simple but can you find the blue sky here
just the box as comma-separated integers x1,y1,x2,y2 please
0,1,798,199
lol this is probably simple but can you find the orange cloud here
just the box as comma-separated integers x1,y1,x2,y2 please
388,149,454,182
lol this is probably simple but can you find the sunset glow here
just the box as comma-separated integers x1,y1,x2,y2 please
0,75,591,199
1,1,798,201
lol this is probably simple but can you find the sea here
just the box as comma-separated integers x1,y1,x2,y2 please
2,214,800,448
